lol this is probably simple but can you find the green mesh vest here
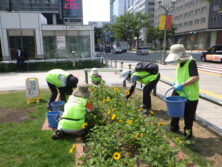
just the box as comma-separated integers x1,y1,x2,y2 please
59,96,88,130
176,59,199,101
132,71,159,85
90,74,101,84
46,69,70,87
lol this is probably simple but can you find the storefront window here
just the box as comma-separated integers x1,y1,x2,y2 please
8,30,35,60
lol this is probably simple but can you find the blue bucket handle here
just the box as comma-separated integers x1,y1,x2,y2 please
164,87,188,100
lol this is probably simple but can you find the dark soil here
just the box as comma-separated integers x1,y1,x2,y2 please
0,108,33,123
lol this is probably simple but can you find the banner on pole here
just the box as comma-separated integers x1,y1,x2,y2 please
166,15,172,30
159,15,166,30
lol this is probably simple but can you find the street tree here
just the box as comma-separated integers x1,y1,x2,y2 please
112,12,151,49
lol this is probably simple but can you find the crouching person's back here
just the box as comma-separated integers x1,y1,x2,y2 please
52,83,93,140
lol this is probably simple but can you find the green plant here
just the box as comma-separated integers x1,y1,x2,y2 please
81,85,195,167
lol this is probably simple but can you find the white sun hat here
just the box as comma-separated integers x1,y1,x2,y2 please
91,68,98,75
121,69,130,82
165,44,192,62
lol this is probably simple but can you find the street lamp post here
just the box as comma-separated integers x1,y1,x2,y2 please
190,31,196,52
158,0,176,65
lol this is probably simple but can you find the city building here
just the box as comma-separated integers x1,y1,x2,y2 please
110,0,127,23
0,12,94,61
0,0,83,25
154,0,222,49
88,21,110,28
126,0,155,44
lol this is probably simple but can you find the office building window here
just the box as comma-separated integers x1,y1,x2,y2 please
200,17,206,23
212,16,218,22
195,19,200,24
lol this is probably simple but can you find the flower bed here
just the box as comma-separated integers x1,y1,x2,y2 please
80,85,195,167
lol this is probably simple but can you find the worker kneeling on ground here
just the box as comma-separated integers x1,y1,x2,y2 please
52,83,94,140
46,69,78,110
165,44,199,140
90,68,103,86
121,62,160,115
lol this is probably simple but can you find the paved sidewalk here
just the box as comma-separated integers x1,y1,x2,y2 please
0,62,222,135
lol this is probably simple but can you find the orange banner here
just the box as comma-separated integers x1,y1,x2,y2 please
159,15,166,30
166,15,172,30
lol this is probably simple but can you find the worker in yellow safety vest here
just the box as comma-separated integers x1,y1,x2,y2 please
52,83,94,140
165,44,199,140
46,69,78,110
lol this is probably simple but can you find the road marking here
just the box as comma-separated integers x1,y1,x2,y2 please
162,76,222,100
198,64,222,76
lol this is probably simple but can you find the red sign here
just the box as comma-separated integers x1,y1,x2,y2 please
166,15,172,30
64,0,79,9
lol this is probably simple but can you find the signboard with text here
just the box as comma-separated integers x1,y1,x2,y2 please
26,78,40,104
56,36,66,49
63,0,82,22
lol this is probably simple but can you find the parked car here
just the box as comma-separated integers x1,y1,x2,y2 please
201,44,222,62
136,45,148,55
112,47,122,54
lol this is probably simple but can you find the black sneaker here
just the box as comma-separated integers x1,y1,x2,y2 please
51,130,63,140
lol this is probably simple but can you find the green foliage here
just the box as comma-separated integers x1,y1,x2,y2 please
81,85,195,167
0,90,75,167
0,60,105,72
112,12,151,49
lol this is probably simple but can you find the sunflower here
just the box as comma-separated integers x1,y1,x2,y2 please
103,99,107,103
128,120,133,125
125,91,130,95
82,122,88,129
106,97,111,102
157,122,164,126
107,110,111,115
149,111,154,115
111,114,117,120
114,88,119,92
113,152,121,160
134,133,140,139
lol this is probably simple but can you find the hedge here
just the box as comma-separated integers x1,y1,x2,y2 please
0,60,106,72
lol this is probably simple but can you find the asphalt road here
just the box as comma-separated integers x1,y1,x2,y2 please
101,52,202,62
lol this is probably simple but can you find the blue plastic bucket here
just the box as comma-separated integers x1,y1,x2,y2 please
51,101,65,111
164,88,187,118
46,111,62,128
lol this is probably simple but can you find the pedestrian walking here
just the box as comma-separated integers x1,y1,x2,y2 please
165,44,199,140
121,62,160,114
52,83,94,139
46,69,78,110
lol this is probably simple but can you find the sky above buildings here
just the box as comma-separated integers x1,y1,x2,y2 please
82,0,110,24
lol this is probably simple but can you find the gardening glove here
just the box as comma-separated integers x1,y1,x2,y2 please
173,84,183,91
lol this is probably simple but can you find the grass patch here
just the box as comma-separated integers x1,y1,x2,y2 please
0,90,75,167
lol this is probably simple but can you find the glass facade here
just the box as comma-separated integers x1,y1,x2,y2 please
43,30,90,59
8,30,36,60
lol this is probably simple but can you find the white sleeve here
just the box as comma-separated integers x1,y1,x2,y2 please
58,74,67,87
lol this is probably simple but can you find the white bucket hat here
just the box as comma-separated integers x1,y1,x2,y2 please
73,83,90,98
91,68,98,75
165,44,192,62
121,69,130,82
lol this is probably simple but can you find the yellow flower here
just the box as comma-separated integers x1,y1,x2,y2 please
157,122,164,126
128,120,133,125
149,111,154,115
118,120,123,122
92,87,96,92
82,122,88,129
112,108,116,112
103,99,107,103
69,144,76,153
140,133,144,137
113,152,121,160
125,91,130,95
114,88,119,92
106,97,111,102
107,110,111,115
176,137,182,144
134,133,140,139
111,114,117,120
